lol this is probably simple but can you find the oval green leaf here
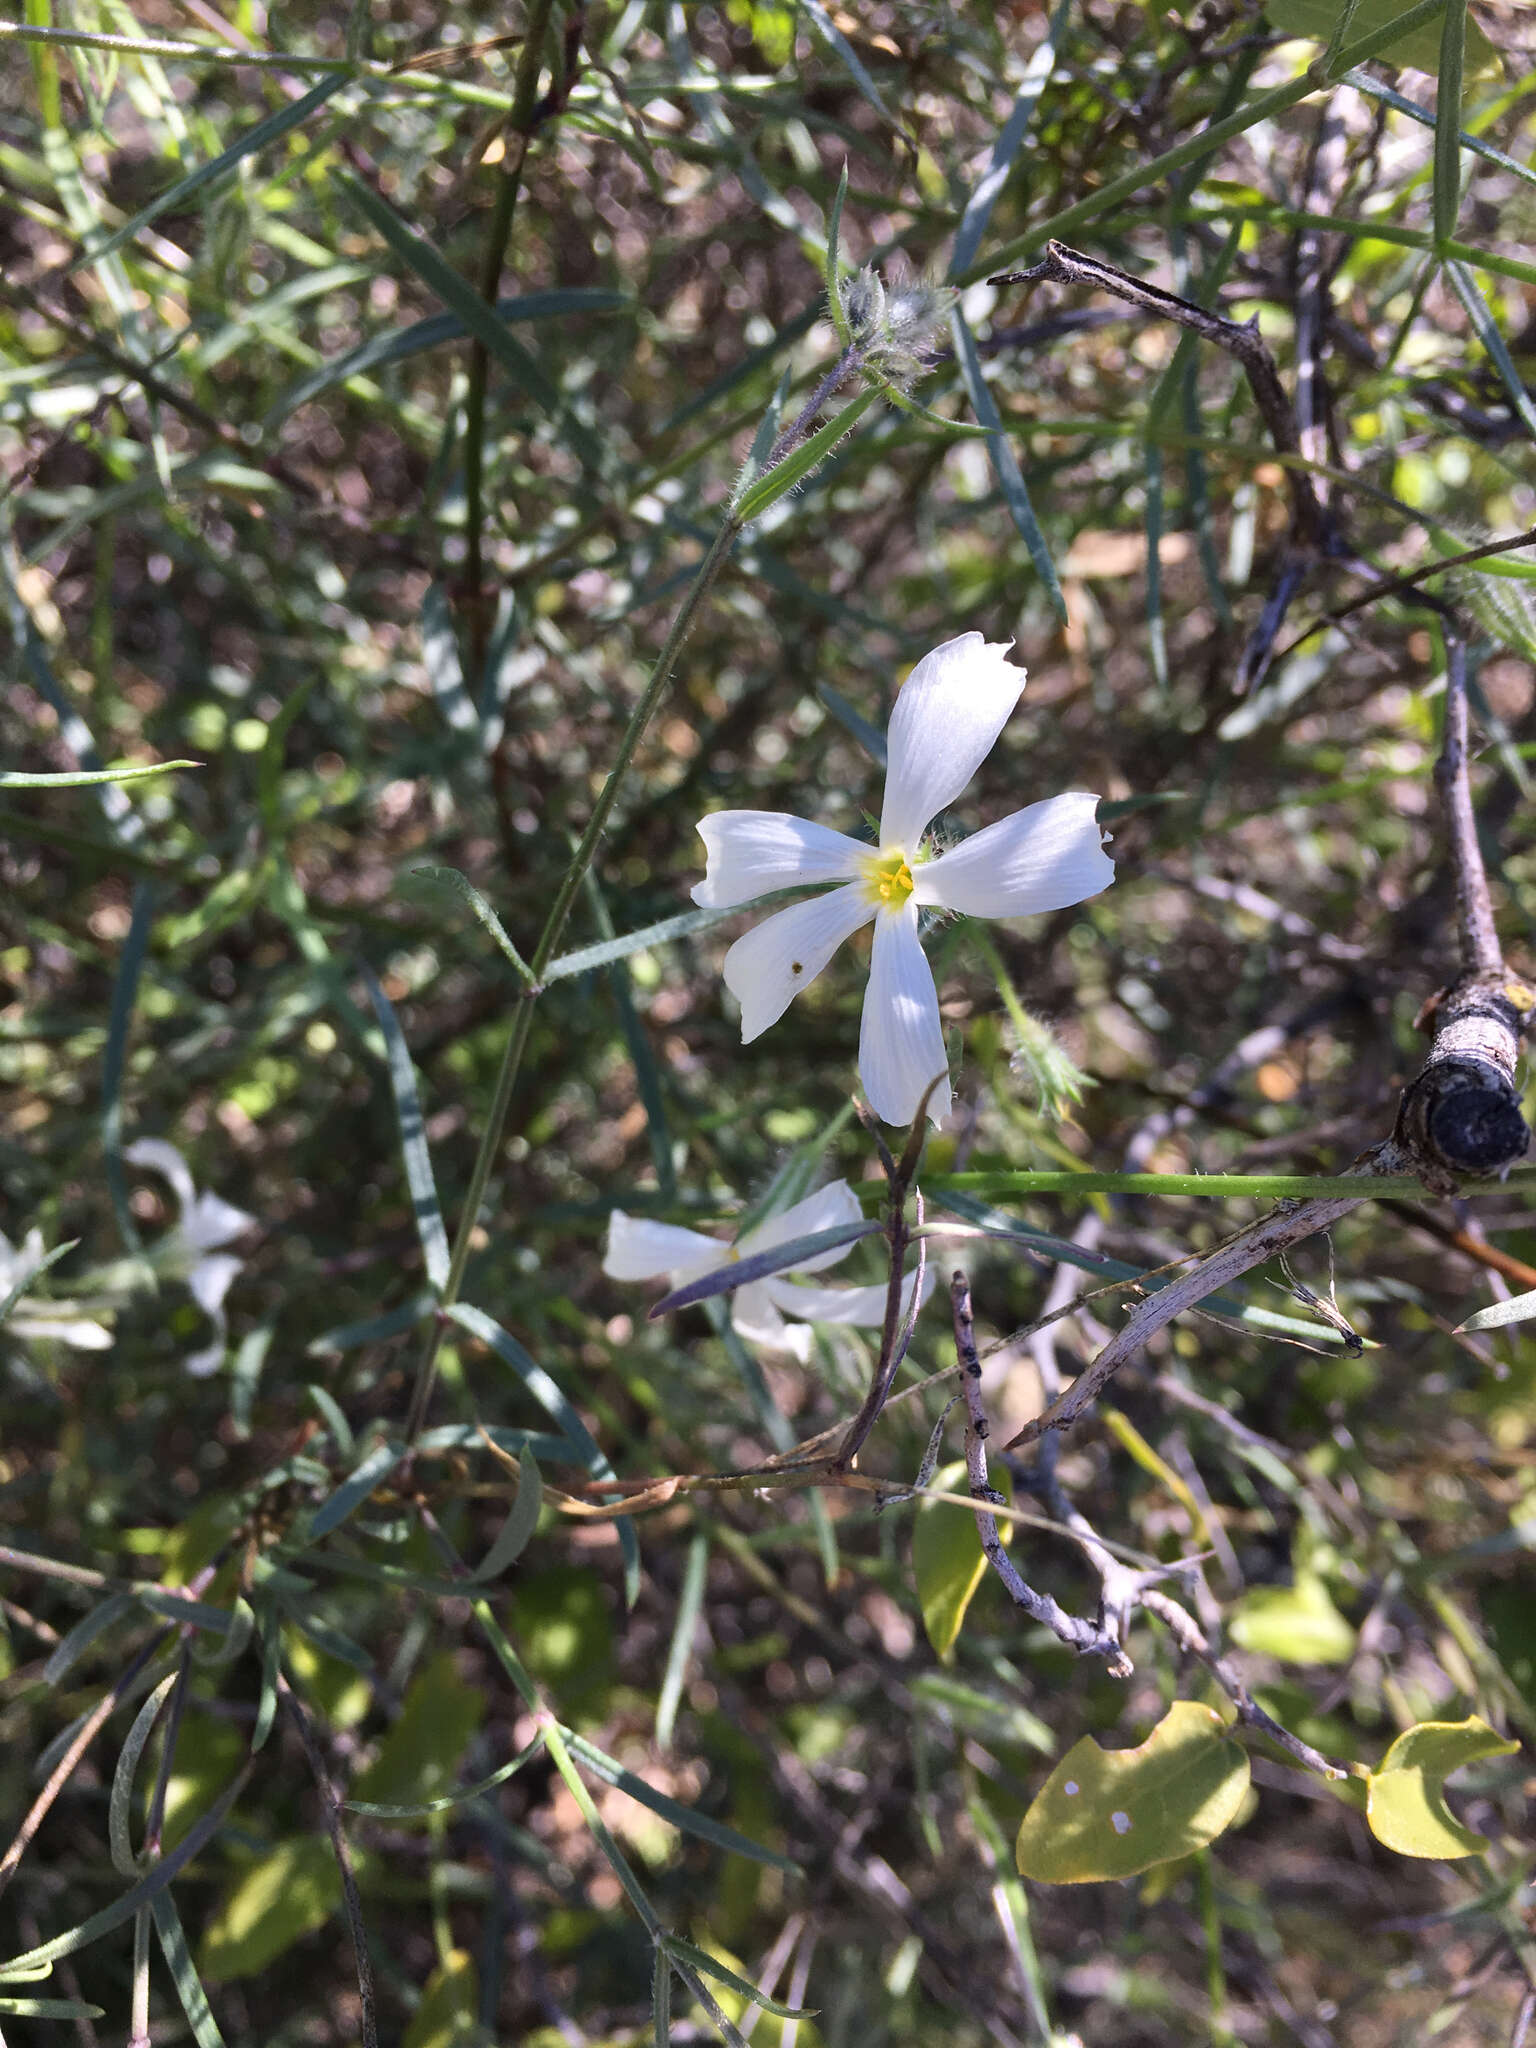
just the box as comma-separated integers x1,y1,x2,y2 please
1365,1716,1519,1859
403,1947,479,2048
1228,1572,1356,1666
912,1461,1008,1662
1016,1700,1251,1884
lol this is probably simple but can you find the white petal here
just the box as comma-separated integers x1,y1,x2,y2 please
124,1136,197,1216
187,1252,244,1317
692,810,865,909
916,792,1114,919
739,1179,864,1274
731,1281,813,1363
761,1261,934,1328
859,908,951,1126
183,1309,228,1378
183,1190,258,1252
9,1314,115,1350
879,635,1026,848
603,1210,728,1284
723,884,872,1043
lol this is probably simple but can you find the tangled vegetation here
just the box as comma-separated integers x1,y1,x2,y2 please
3,2,1536,2043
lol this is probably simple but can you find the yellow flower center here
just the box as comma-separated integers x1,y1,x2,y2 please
863,846,915,911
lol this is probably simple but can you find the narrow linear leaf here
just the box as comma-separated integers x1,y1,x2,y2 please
402,866,535,986
650,1221,880,1318
800,0,896,127
43,1591,137,1689
306,1294,436,1355
359,964,450,1291
566,1730,800,1871
102,883,155,1251
733,388,880,524
470,1452,544,1583
339,172,604,469
446,1303,640,1600
816,682,888,768
0,1236,79,1328
0,760,200,788
655,1528,708,1752
151,1890,228,2048
307,1438,406,1541
659,1935,815,2021
948,0,1069,281
69,73,348,273
1433,0,1467,246
344,1731,545,1819
0,1765,250,1978
0,1995,107,2018
950,307,1067,622
544,891,807,982
267,287,628,424
1457,1286,1536,1333
108,1675,178,1876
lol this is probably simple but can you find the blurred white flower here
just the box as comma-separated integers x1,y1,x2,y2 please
692,633,1114,1127
603,1179,932,1364
126,1138,256,1377
0,1228,113,1351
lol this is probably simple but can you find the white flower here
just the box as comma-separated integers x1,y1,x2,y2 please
126,1139,257,1377
603,1179,932,1364
0,1228,113,1351
692,633,1115,1125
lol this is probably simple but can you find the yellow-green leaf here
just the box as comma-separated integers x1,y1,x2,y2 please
1365,1717,1519,1859
912,1461,1008,1663
1228,1572,1356,1666
1016,1701,1251,1884
1266,0,1497,77
404,1948,479,2048
350,1654,485,1811
200,1836,340,1981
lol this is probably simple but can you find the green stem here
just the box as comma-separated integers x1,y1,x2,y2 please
402,514,741,1444
461,0,558,682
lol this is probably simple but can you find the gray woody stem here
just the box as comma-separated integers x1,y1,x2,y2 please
952,1269,1131,1673
1012,636,1531,1447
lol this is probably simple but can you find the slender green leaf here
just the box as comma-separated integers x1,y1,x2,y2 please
0,1765,250,1978
102,882,155,1252
950,307,1067,622
469,1450,543,1583
108,1674,177,1876
566,1729,799,1870
307,1437,406,1540
151,1890,228,2048
67,73,348,273
401,866,535,987
0,1236,79,1328
1433,0,1467,245
43,1591,137,1688
0,760,199,788
339,172,605,470
344,1731,544,1819
650,1221,880,1317
1457,1286,1536,1333
733,389,880,523
267,288,628,423
656,1527,708,1752
359,964,450,1291
659,1934,815,2020
948,1,1069,280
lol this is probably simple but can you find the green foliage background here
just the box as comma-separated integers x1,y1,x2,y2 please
3,2,1536,2042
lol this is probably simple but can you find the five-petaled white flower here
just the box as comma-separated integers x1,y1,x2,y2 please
691,634,1115,1126
126,1138,256,1377
603,1179,932,1363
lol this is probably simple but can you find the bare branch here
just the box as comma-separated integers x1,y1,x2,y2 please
952,1269,1132,1675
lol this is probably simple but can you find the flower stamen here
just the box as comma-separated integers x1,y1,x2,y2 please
863,847,915,911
